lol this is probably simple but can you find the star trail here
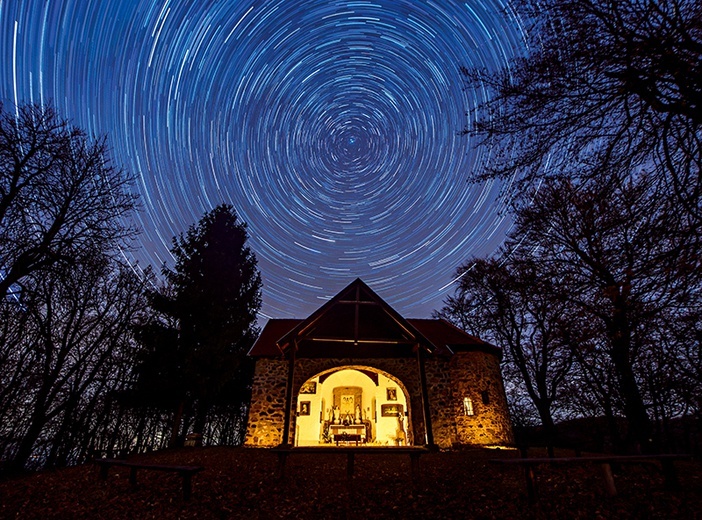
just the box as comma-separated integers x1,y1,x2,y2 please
0,1,527,320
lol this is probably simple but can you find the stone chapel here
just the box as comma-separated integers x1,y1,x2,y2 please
244,278,513,448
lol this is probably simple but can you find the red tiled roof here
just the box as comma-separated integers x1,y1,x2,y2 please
247,319,301,357
408,319,501,359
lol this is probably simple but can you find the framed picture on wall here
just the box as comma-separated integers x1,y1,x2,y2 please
386,387,397,401
299,401,311,415
381,404,403,417
300,381,317,394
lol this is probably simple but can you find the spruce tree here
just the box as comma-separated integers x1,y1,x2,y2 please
131,204,262,446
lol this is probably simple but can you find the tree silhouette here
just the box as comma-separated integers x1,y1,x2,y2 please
0,103,144,473
441,174,702,452
465,0,702,219
130,204,261,446
0,103,137,298
437,254,575,455
0,255,149,473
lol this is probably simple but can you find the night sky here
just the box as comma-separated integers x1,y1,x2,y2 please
0,1,527,320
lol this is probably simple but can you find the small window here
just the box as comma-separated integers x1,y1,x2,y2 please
481,390,490,405
463,397,474,416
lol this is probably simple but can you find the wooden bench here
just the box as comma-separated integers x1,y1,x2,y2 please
95,458,204,500
271,446,429,483
490,454,692,502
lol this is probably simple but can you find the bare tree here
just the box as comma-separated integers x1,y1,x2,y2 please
441,169,702,451
437,253,575,454
466,0,702,218
513,173,700,450
0,253,150,473
454,0,702,451
0,103,137,298
0,103,145,473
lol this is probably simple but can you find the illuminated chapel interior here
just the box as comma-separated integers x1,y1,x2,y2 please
295,367,412,446
245,278,514,448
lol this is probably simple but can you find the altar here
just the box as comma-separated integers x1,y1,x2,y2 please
329,424,367,445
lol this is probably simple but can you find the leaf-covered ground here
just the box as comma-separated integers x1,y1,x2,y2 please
1,447,700,519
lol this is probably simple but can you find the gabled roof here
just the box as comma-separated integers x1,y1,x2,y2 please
276,279,432,353
248,279,501,359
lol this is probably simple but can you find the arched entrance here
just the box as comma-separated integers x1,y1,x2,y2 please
294,366,413,446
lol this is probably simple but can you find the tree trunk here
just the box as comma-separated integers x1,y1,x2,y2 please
607,297,654,453
131,410,147,455
193,400,209,438
168,400,185,448
45,408,73,468
601,396,623,453
7,407,47,474
535,401,557,458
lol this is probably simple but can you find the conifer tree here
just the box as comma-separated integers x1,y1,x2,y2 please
131,204,261,446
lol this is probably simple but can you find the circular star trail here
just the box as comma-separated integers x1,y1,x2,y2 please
0,1,527,319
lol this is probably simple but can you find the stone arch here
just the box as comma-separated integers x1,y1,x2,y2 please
293,365,414,446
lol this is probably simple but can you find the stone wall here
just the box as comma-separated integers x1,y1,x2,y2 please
244,358,288,447
244,351,514,448
450,351,514,446
424,356,456,448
